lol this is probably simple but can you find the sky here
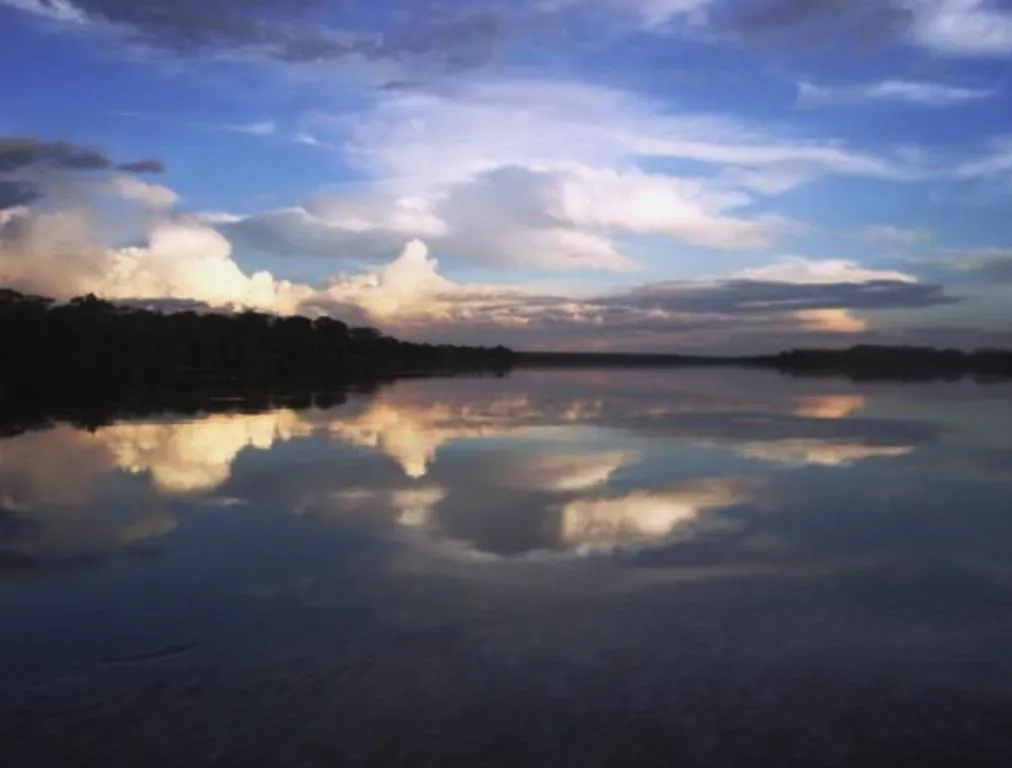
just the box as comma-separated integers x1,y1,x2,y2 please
1,0,1012,353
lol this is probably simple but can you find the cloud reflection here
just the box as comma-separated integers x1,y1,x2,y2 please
0,370,976,573
323,401,522,478
560,478,758,553
793,394,866,420
735,440,913,467
0,426,175,572
495,451,635,492
327,485,447,529
100,410,312,493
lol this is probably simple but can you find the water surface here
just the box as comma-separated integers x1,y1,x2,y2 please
2,369,1011,766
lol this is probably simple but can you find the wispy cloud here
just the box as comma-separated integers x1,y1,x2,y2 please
734,256,918,284
862,224,933,246
798,79,996,107
713,0,1012,58
250,76,919,272
939,246,1012,282
226,120,277,137
909,0,1012,57
957,137,1012,177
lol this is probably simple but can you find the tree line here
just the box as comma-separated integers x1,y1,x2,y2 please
761,345,1012,381
0,289,515,403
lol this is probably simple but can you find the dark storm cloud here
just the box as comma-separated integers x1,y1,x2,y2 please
712,0,913,48
600,279,958,314
0,180,39,209
0,136,167,208
939,249,1012,284
17,0,507,71
0,137,113,174
117,159,166,173
977,255,1012,283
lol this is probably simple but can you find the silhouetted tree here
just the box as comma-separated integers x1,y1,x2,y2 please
0,289,516,404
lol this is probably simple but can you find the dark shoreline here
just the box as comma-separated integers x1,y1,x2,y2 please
516,347,1012,382
3,289,1011,438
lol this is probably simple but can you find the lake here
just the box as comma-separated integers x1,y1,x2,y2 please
2,368,1012,766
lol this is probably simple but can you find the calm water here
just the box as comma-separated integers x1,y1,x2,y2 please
2,369,1012,766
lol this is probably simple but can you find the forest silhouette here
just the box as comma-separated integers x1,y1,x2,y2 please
2,287,1010,436
0,288,512,431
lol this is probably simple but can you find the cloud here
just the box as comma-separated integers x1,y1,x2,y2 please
0,408,316,574
303,243,955,350
715,0,1012,58
862,225,932,246
429,167,640,270
0,136,115,173
224,165,760,271
2,0,508,72
0,182,960,351
323,393,523,478
715,0,911,45
975,255,1012,282
330,485,449,530
227,120,277,137
218,197,447,264
908,0,1012,56
0,130,960,352
2,0,87,23
101,410,311,494
546,0,714,28
797,79,996,107
0,181,40,210
0,135,162,175
957,137,1012,177
312,239,482,326
794,394,868,419
498,451,636,491
223,77,913,271
104,222,313,312
107,175,179,209
599,275,952,315
794,308,869,333
559,477,756,552
316,382,932,483
116,159,166,173
0,205,312,314
626,0,714,26
941,247,1012,282
735,440,913,466
0,136,167,207
343,78,910,186
0,424,176,572
734,256,917,284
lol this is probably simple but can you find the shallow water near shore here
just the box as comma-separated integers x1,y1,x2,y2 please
2,368,1012,766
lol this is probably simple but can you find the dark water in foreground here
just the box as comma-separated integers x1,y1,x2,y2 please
2,369,1012,767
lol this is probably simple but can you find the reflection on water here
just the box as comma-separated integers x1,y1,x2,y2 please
3,370,1012,765
560,477,758,552
0,370,1008,567
103,411,313,494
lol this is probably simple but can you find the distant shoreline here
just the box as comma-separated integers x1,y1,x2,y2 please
3,289,1011,425
516,347,1012,382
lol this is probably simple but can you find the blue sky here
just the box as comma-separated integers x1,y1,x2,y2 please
1,0,1012,351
